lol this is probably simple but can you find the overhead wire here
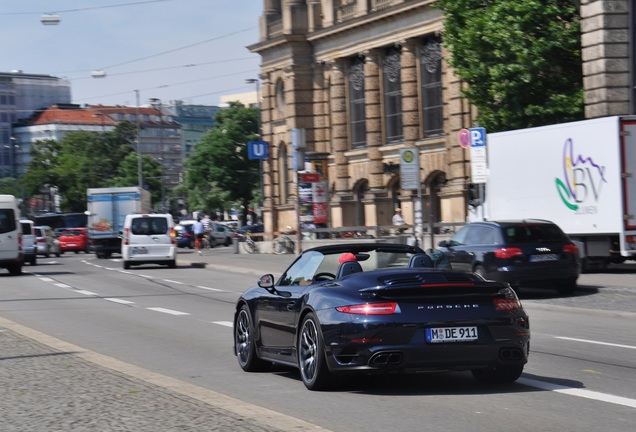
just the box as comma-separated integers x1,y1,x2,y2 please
0,0,178,15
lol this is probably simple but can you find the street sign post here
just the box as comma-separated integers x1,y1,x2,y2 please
247,141,268,160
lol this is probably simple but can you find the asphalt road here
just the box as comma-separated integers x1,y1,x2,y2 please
1,248,635,431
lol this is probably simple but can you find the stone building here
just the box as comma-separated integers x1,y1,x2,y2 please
249,0,635,236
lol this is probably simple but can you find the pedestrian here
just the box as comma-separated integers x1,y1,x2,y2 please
392,208,406,233
193,217,205,254
202,213,212,233
392,208,405,226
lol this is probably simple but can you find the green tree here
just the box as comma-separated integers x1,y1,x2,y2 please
0,177,20,196
436,0,584,132
21,121,161,212
185,102,260,222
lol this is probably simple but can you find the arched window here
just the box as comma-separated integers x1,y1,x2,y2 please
277,143,289,204
349,56,366,148
383,46,403,143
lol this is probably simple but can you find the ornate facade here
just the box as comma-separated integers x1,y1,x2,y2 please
248,0,635,236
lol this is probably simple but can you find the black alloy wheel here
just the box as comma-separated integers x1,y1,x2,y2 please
298,313,334,391
235,305,270,372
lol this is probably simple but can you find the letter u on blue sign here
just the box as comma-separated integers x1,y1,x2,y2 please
248,141,268,160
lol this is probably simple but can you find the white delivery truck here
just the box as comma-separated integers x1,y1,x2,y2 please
86,187,152,258
483,116,636,271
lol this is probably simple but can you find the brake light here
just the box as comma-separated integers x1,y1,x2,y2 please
627,235,636,243
336,302,398,315
495,247,523,259
123,228,130,245
170,227,176,245
37,238,46,243
563,243,578,254
494,298,522,311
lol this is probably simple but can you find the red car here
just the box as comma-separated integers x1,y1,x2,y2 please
58,228,89,253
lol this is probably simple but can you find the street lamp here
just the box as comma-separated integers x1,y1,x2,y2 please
245,78,264,213
149,98,166,212
135,90,143,189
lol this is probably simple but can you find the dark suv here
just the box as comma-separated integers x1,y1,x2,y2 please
438,220,580,295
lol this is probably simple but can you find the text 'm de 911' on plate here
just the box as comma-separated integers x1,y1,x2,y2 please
233,243,530,391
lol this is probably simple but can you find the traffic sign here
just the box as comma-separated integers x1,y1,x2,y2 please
247,141,268,160
458,128,470,148
469,127,486,147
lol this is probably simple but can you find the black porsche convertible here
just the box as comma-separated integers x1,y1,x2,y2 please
233,243,530,391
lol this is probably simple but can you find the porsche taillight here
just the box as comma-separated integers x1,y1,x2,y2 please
494,298,522,311
336,302,399,315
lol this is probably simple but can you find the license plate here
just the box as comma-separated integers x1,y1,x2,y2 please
131,248,148,255
530,254,558,262
67,243,77,247
426,327,478,343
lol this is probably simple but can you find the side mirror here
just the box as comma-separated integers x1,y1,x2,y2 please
258,274,275,289
438,240,449,248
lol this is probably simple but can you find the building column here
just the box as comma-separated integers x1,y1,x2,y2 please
329,59,349,227
363,50,383,191
401,39,420,145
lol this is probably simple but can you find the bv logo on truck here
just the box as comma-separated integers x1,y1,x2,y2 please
555,138,606,213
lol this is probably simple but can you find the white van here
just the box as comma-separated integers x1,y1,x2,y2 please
0,195,23,275
121,213,176,269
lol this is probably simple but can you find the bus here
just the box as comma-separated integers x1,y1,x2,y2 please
33,212,88,230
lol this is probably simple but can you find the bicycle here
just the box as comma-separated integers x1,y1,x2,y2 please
241,232,259,254
272,233,295,254
198,233,213,255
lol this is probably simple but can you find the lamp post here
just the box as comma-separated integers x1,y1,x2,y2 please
135,90,143,189
149,98,166,212
245,78,264,216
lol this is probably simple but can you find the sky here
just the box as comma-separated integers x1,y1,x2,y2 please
0,0,262,107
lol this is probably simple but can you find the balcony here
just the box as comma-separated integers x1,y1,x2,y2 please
336,3,356,23
372,0,398,11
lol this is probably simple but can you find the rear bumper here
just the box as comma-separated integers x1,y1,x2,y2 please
488,265,579,287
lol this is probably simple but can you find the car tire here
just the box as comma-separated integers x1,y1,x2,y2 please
44,248,50,258
55,251,61,257
298,312,335,391
471,364,524,384
7,263,22,276
30,256,37,266
167,260,177,269
123,261,131,270
235,305,270,372
188,239,194,249
224,237,231,247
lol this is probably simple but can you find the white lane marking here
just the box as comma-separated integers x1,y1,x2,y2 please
105,298,135,305
164,279,183,285
146,307,189,316
518,378,636,409
54,283,71,288
138,274,154,279
39,277,54,282
76,290,98,296
196,285,222,292
212,321,233,328
555,336,636,350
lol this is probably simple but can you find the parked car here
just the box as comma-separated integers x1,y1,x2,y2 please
175,223,195,249
437,219,580,295
121,213,176,269
34,225,61,257
233,243,529,391
58,228,89,253
208,222,234,247
20,220,37,265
